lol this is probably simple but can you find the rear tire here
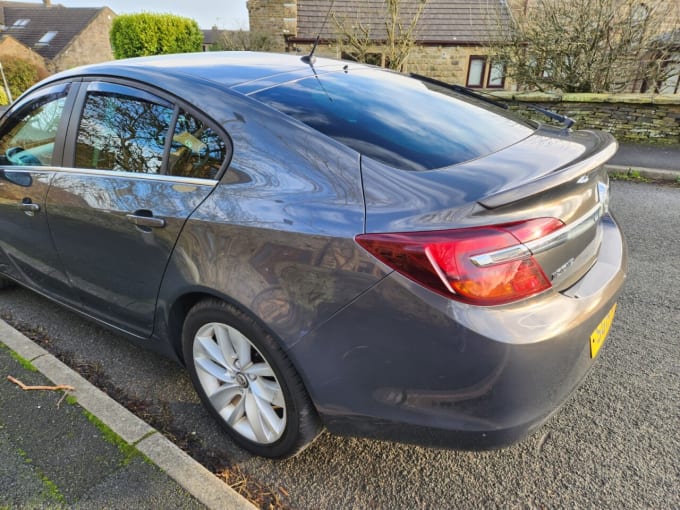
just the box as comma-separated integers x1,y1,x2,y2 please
181,299,321,458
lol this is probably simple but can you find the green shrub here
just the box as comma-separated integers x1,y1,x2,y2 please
110,13,203,59
0,57,42,102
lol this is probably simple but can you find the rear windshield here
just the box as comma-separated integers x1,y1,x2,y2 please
252,69,534,171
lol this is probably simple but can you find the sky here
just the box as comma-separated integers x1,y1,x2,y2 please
58,0,249,30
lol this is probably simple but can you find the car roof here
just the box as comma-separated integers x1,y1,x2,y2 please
52,51,358,92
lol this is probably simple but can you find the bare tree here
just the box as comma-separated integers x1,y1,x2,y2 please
332,0,428,71
489,0,679,93
214,30,275,52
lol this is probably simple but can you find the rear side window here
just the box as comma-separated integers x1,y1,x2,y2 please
253,69,534,171
169,110,228,180
75,83,174,174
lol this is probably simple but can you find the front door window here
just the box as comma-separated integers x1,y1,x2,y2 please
0,83,70,167
74,83,174,174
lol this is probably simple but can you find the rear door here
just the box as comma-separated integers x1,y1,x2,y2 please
47,81,230,337
0,83,76,301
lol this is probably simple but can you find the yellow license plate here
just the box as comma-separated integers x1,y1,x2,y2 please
590,303,617,358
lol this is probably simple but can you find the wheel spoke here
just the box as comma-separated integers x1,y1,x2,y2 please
251,378,285,408
196,334,228,368
230,329,252,367
272,391,285,408
245,391,268,443
226,395,246,427
195,357,231,382
213,324,238,370
246,362,275,378
253,392,285,437
208,384,242,411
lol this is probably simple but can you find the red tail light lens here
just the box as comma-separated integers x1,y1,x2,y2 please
356,218,564,306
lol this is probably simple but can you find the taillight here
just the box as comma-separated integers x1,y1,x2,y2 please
356,218,564,306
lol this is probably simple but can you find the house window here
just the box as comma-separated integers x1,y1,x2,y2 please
12,19,30,27
487,62,506,88
466,56,486,88
542,59,554,78
36,31,58,46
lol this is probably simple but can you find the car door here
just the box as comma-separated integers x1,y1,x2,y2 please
46,81,229,337
0,82,77,302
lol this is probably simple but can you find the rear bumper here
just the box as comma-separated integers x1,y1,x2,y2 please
288,213,627,449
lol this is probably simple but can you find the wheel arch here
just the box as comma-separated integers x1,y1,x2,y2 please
177,291,323,456
163,288,312,394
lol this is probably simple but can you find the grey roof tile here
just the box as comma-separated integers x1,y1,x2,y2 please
295,0,510,43
0,3,105,60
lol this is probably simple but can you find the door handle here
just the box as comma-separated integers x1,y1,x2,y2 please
125,213,166,229
19,199,40,216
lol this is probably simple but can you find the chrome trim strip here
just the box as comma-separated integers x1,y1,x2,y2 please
470,245,530,267
470,203,602,268
50,166,218,186
526,203,602,255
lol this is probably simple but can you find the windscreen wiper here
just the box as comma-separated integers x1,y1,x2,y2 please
410,73,575,130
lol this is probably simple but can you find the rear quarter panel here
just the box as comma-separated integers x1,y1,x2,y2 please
154,99,386,358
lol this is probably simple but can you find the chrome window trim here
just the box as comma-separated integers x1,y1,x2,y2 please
66,77,234,182
49,166,219,187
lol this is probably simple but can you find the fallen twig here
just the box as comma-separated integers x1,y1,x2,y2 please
7,375,75,392
535,431,551,455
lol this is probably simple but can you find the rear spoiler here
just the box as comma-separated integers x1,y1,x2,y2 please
478,132,617,209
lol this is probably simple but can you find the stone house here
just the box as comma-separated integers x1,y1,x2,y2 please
660,30,680,94
0,0,115,73
641,28,680,94
248,0,513,88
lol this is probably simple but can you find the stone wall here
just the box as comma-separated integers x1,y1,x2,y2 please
49,8,115,72
248,0,297,52
404,45,496,84
495,92,680,144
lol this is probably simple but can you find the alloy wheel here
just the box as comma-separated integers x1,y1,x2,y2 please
192,322,286,444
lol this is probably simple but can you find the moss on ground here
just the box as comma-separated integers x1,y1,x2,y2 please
82,410,146,467
8,350,38,372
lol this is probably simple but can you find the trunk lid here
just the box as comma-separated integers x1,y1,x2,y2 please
361,127,617,296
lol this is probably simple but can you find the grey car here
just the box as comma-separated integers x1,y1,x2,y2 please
0,52,626,458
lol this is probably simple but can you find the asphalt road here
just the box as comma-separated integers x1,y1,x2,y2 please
0,181,678,509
